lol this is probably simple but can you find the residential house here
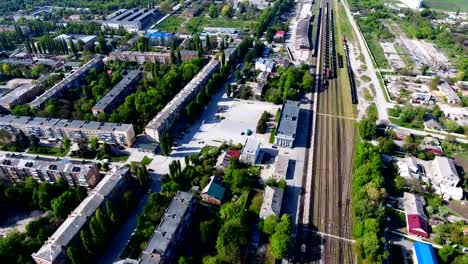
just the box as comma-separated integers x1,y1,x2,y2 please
201,176,226,205
403,192,429,238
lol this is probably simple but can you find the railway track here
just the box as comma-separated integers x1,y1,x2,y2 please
294,0,355,263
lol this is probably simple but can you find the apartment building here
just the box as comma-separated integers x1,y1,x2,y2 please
0,115,135,147
108,50,198,65
0,153,100,188
145,58,221,142
32,167,131,264
92,70,142,116
29,56,104,109
139,192,196,264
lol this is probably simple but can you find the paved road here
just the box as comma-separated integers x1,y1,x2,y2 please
98,175,161,264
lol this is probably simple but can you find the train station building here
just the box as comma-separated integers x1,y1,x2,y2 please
275,100,300,148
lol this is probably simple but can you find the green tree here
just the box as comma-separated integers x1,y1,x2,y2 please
67,246,83,264
160,134,173,156
80,228,94,254
216,218,248,263
261,215,278,235
429,76,440,90
209,4,218,18
200,219,219,245
90,137,99,150
221,4,233,18
358,119,376,140
51,191,77,219
301,71,314,92
270,232,291,259
438,245,457,263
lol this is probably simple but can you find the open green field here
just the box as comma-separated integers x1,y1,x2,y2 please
156,16,255,33
154,16,187,32
424,0,468,12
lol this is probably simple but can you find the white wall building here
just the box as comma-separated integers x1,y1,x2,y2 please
240,138,260,165
400,0,423,10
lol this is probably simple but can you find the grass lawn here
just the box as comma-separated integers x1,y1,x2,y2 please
363,88,374,101
269,127,276,144
28,147,67,157
155,16,187,32
111,154,130,162
183,17,255,33
389,117,424,129
141,156,153,166
424,0,468,12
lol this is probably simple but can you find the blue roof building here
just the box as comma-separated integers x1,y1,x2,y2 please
413,242,438,264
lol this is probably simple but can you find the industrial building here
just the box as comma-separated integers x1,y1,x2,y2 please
145,31,175,46
92,70,142,116
0,153,100,188
259,186,284,219
145,58,221,142
0,83,42,110
240,137,260,165
400,0,423,10
108,50,198,65
275,100,300,148
29,56,104,109
55,34,97,47
32,167,131,264
296,16,311,50
102,8,161,32
403,192,429,238
139,192,196,264
0,115,135,147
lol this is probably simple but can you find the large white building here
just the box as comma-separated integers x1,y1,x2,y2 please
400,0,423,10
240,138,260,165
430,157,463,200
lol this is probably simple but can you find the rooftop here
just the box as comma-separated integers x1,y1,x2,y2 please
140,192,194,264
33,167,129,263
276,100,300,138
413,242,438,264
202,176,226,201
92,70,141,111
242,138,260,155
0,83,38,106
0,115,133,133
259,186,284,219
29,56,103,109
403,192,426,216
145,58,220,132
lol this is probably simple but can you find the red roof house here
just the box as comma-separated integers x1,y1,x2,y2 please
403,192,429,238
274,31,285,42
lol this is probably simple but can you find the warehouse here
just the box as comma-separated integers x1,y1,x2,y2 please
0,83,42,110
295,16,311,50
102,8,161,32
